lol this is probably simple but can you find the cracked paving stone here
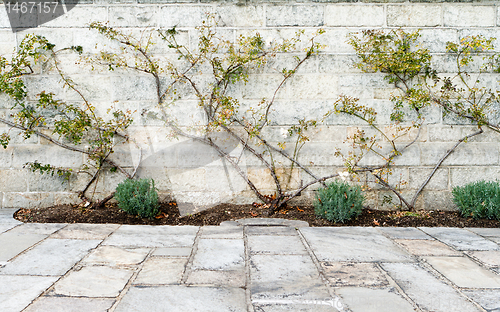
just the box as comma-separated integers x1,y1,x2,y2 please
134,257,187,285
321,262,389,287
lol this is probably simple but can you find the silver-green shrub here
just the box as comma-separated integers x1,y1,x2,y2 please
314,181,364,223
452,181,500,221
115,179,159,218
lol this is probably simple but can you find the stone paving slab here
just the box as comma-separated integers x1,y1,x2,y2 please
419,227,500,251
0,238,100,276
227,218,309,227
250,254,332,301
246,226,298,236
461,289,500,312
0,223,19,234
153,247,192,257
191,239,244,271
336,287,415,312
381,262,482,312
186,270,245,287
378,227,432,240
425,256,500,288
300,227,413,262
0,232,47,261
50,223,120,240
253,303,339,311
0,275,59,312
199,226,243,239
7,223,66,235
114,286,247,312
52,265,135,297
395,239,462,256
81,246,150,266
467,250,500,267
103,225,199,248
24,297,115,312
247,235,307,255
134,257,187,285
321,262,389,287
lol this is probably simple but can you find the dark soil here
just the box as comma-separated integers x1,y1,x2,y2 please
13,202,500,227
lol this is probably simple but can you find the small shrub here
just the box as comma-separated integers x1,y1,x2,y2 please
452,181,500,220
115,179,159,218
314,181,365,223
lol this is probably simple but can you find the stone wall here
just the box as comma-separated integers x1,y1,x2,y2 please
1,0,500,213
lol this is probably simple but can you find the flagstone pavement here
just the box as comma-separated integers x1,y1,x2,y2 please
1,208,499,312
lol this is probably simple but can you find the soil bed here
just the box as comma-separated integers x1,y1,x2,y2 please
13,202,500,228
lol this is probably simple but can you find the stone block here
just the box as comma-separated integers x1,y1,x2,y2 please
387,5,441,27
382,262,482,312
378,227,432,240
153,247,192,257
114,286,246,312
425,256,500,288
420,190,455,211
289,74,338,100
200,226,243,239
420,142,499,166
337,287,415,312
408,167,449,191
53,266,135,297
0,275,58,312
444,5,496,27
7,223,66,235
3,192,55,209
418,28,459,53
0,169,28,192
325,5,384,26
266,5,323,27
43,6,107,27
216,5,265,27
24,297,115,312
134,257,187,284
450,167,500,188
111,75,158,101
265,54,318,75
245,226,298,236
28,171,70,192
159,5,211,28
109,5,158,27
321,262,389,287
12,145,84,168
0,238,100,276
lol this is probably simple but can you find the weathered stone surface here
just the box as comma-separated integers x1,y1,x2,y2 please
103,225,199,248
444,5,496,27
468,228,500,239
325,5,384,27
0,223,18,234
153,247,192,257
395,239,462,256
232,218,309,227
252,303,339,312
387,5,441,27
246,226,298,236
300,227,412,262
53,266,135,297
200,226,243,239
378,227,432,240
419,227,500,251
114,286,247,312
462,289,500,312
382,262,482,312
425,256,500,288
468,251,500,267
134,257,187,285
0,232,47,261
191,239,244,270
250,254,331,301
266,5,323,27
24,297,115,312
321,262,389,287
0,275,58,312
337,287,415,312
50,223,119,240
81,246,150,266
0,239,100,276
248,235,307,255
7,223,66,235
186,270,245,288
